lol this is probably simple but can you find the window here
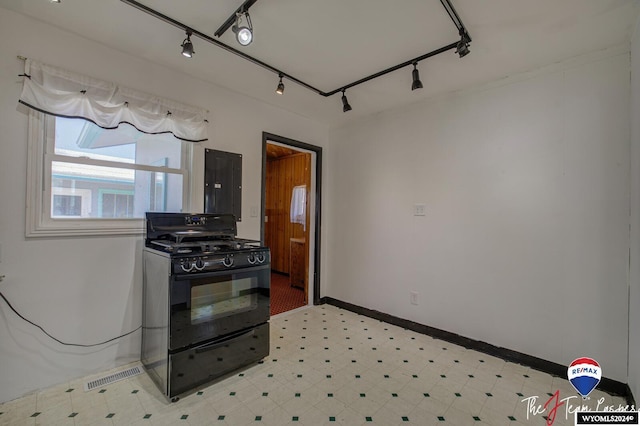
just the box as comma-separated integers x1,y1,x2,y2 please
26,112,193,236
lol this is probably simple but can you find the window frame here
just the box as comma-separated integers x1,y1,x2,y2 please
26,111,193,237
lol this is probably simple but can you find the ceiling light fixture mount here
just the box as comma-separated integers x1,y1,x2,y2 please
341,90,352,113
411,62,423,91
121,0,471,110
232,10,253,46
181,30,194,57
455,30,471,58
276,74,285,95
214,0,258,38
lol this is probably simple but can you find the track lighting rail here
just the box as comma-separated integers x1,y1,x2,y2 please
439,0,471,42
323,42,458,97
120,0,471,102
121,0,324,95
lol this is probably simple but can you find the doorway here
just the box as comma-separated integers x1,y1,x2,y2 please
261,133,322,315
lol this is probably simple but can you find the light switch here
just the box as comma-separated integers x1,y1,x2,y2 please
414,204,426,216
250,206,258,217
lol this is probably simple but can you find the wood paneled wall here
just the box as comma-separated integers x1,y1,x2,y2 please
265,152,311,274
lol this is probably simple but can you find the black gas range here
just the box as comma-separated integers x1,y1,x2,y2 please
145,212,268,270
142,212,270,401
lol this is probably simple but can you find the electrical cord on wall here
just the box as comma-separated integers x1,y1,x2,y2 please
0,291,141,347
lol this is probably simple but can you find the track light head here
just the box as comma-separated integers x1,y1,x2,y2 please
456,40,469,58
341,90,352,113
181,31,194,58
232,12,253,46
456,33,470,58
234,26,253,46
276,75,285,95
411,63,423,91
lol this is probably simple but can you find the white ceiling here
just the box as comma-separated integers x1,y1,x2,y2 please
1,0,639,127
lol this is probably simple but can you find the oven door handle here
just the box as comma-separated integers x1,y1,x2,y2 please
173,264,269,281
195,328,256,353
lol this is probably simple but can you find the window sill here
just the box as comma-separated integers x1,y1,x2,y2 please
26,218,145,238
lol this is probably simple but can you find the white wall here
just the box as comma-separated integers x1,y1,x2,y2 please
0,8,328,403
327,48,631,382
629,15,640,403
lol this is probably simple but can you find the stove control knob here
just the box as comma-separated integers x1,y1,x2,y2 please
180,260,193,272
194,259,205,271
248,253,257,264
257,252,266,264
223,255,234,267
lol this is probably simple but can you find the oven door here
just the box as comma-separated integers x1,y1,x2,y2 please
169,264,270,351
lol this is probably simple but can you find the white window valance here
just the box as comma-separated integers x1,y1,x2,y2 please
19,59,208,142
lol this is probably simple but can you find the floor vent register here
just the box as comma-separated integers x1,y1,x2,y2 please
84,365,142,392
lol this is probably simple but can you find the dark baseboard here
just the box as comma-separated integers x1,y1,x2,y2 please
320,296,635,407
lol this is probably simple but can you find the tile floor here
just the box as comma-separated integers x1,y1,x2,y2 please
0,304,630,425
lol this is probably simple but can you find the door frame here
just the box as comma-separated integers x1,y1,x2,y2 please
261,132,322,305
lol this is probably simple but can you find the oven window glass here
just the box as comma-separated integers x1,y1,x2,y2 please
190,275,258,324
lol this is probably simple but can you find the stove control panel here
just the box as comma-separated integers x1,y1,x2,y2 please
173,249,270,274
185,215,206,226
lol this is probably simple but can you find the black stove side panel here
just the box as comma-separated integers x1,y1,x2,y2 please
141,249,171,396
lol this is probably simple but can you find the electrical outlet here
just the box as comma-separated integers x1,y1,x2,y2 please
414,204,426,216
410,291,419,305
